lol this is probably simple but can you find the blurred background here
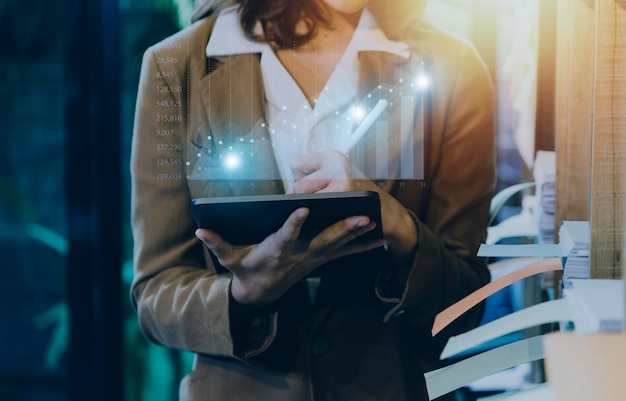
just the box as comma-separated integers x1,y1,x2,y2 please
0,0,556,400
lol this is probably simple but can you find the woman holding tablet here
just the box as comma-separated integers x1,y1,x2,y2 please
130,0,495,400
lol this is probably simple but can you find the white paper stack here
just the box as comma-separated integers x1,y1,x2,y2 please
558,220,590,280
533,151,556,244
562,279,624,334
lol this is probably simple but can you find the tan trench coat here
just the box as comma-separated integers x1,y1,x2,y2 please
130,12,495,401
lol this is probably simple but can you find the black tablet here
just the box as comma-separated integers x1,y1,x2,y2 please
191,190,384,246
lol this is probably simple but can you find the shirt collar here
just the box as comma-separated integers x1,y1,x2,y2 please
206,5,409,59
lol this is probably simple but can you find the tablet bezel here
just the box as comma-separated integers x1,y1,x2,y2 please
191,190,384,246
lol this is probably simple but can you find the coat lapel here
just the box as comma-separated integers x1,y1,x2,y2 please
197,53,284,196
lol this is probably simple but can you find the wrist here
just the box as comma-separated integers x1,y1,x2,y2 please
230,276,259,305
385,209,419,265
230,275,281,306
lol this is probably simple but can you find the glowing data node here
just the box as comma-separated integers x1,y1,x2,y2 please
351,105,366,122
415,73,430,89
223,152,241,170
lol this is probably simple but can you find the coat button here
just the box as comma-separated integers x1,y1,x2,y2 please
309,136,324,151
311,336,329,356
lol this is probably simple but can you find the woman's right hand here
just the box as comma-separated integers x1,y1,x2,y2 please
195,207,383,306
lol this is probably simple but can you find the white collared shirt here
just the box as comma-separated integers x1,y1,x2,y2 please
207,6,409,191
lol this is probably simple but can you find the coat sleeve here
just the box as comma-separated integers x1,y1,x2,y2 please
376,36,495,352
130,39,280,363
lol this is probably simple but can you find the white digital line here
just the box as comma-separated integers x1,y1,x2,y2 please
339,98,389,154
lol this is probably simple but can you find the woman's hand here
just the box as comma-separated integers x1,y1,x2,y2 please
290,150,419,265
195,207,383,306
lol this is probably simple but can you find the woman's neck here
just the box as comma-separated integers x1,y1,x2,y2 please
275,8,363,102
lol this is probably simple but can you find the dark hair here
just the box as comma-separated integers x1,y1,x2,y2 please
191,0,426,47
238,0,329,48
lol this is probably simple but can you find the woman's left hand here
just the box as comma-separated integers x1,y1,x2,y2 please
290,150,418,264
